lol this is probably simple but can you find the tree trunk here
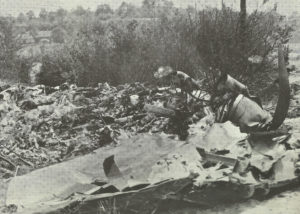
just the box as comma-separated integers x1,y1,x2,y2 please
240,0,247,72
240,0,246,46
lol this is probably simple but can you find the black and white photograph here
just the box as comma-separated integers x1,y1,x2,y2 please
0,0,300,213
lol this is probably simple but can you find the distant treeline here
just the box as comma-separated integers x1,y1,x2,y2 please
289,12,300,43
0,0,294,89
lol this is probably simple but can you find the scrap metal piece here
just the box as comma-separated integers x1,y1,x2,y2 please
103,155,127,190
196,148,238,167
144,104,176,118
154,66,201,92
216,73,250,97
213,44,290,132
103,155,122,178
270,44,290,130
228,94,272,132
103,155,152,192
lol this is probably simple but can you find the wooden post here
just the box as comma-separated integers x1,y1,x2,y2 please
240,0,247,47
240,0,247,72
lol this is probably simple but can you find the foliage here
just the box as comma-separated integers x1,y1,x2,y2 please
288,12,300,43
95,4,114,16
17,12,26,23
38,45,76,86
0,0,295,90
191,7,294,87
26,10,35,20
116,2,139,18
51,27,66,43
0,18,20,80
39,8,48,20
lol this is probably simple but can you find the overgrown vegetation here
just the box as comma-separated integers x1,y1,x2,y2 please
0,0,294,90
289,12,300,43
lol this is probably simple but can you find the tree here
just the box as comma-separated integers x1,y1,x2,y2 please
141,0,174,18
48,12,56,22
142,0,156,10
116,2,138,18
240,0,246,41
39,8,48,20
56,8,68,18
27,24,38,38
141,0,155,17
239,0,247,69
51,27,66,43
73,6,87,16
239,0,271,53
17,13,26,23
186,6,196,15
95,4,113,16
26,10,35,20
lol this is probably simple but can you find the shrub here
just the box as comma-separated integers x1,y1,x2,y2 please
37,45,76,86
4,3,294,89
191,8,293,89
59,7,292,89
64,15,203,86
0,18,19,80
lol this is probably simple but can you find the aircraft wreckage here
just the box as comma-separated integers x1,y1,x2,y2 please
2,45,300,214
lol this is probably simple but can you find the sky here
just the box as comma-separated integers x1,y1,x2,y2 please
0,0,299,17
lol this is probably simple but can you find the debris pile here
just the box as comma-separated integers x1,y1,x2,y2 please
0,80,207,178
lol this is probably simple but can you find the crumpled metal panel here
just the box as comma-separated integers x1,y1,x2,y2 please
228,95,272,132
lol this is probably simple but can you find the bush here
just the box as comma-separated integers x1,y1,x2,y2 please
56,7,292,89
37,45,77,86
63,15,204,86
2,3,294,89
191,8,293,88
0,18,20,81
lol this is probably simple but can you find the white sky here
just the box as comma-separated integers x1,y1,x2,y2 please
0,0,299,17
